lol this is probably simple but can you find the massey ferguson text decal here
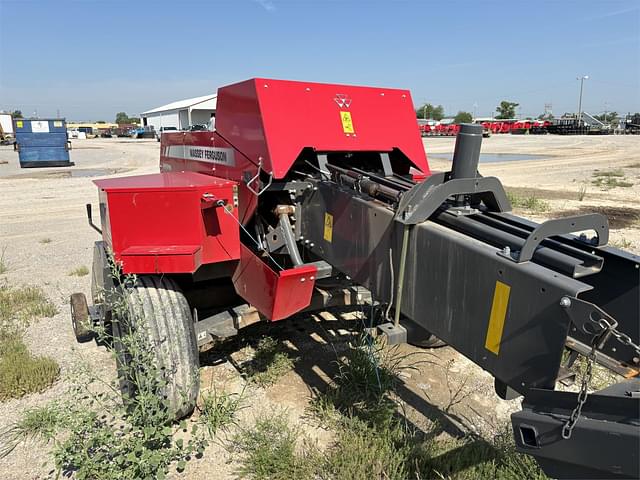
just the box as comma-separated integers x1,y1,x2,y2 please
164,145,236,166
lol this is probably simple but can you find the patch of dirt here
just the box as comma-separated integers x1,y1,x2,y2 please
554,206,640,229
505,185,638,203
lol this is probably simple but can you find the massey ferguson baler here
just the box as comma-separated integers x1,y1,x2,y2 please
71,78,639,479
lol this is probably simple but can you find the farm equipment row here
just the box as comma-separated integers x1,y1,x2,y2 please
71,78,639,479
420,120,554,137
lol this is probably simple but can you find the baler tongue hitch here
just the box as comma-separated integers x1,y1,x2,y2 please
77,79,638,480
296,123,638,479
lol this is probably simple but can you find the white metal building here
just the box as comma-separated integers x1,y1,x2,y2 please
140,94,217,131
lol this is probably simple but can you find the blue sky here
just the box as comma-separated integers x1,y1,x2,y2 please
1,0,638,121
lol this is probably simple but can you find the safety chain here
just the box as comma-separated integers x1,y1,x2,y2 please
562,316,640,439
597,318,640,357
562,343,596,439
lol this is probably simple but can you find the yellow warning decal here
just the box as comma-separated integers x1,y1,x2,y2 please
340,111,354,134
16,121,23,128
485,281,511,355
53,121,63,127
324,212,333,242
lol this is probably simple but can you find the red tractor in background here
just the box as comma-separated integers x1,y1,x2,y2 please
73,78,639,479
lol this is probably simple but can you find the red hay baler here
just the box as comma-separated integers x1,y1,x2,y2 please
72,78,639,479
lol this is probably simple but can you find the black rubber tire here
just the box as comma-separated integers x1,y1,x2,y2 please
113,275,199,420
410,334,446,349
70,293,93,343
401,318,446,349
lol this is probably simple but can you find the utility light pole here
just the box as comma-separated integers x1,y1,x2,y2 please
577,75,589,125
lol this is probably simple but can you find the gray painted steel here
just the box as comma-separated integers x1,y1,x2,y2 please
451,123,483,181
514,213,609,263
298,176,639,478
395,174,512,224
512,380,640,479
494,212,640,368
300,181,591,394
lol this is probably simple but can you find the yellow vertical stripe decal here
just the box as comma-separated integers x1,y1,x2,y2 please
485,281,511,355
323,213,333,242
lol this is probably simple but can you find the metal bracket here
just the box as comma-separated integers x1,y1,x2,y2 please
245,156,273,196
507,214,609,263
560,295,617,342
380,152,393,177
86,203,102,234
561,296,640,374
395,174,511,225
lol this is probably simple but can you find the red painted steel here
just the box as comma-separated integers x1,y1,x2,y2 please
160,78,431,223
95,172,240,274
103,78,433,319
214,78,430,179
232,244,317,321
160,131,259,223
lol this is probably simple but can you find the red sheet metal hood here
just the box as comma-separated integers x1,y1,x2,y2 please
215,78,429,179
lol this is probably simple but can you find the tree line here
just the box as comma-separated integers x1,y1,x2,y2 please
415,101,637,126
415,101,519,122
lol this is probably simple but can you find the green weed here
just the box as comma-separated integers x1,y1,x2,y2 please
231,410,317,480
592,169,625,178
577,184,587,201
0,282,59,400
424,430,546,480
199,387,244,438
245,336,295,387
2,267,207,478
506,191,549,212
0,403,68,457
0,283,57,328
68,265,89,277
591,176,633,189
321,415,428,480
0,247,7,274
309,335,545,480
0,332,59,400
591,170,633,189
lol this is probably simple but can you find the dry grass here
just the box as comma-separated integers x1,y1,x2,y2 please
506,191,550,212
0,284,57,327
0,247,7,274
591,170,633,189
610,238,633,249
233,337,547,480
244,336,295,387
68,265,89,277
592,169,625,178
0,332,59,400
0,282,59,400
38,238,52,244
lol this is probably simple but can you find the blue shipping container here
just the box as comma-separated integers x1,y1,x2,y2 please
14,118,74,168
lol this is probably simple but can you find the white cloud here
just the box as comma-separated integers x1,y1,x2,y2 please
253,0,276,12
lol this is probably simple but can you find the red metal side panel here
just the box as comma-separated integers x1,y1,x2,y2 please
94,172,240,274
160,131,259,224
215,78,430,179
232,244,316,321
